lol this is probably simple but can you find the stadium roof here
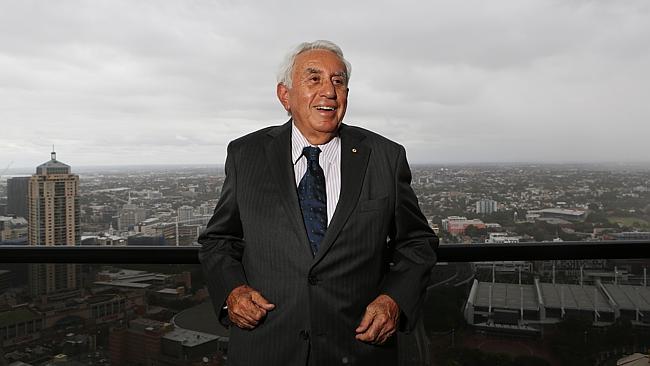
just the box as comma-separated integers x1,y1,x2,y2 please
473,282,539,311
539,283,611,312
602,283,650,312
469,280,625,314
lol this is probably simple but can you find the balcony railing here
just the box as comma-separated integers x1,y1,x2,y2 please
1,240,649,263
2,240,650,366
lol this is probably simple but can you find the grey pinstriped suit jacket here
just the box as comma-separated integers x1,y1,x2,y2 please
198,121,438,366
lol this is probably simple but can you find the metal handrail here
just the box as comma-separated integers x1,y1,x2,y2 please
1,240,649,263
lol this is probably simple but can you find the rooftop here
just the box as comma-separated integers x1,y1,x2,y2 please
0,307,41,327
529,208,586,216
157,288,182,295
473,282,539,311
470,279,650,315
539,282,612,312
35,151,71,175
93,281,150,289
602,283,650,312
163,327,219,347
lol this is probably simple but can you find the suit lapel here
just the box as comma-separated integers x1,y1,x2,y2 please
312,124,370,265
264,121,312,257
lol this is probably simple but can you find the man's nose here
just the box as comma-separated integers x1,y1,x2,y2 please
319,80,336,98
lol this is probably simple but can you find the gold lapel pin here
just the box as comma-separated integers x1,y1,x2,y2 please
352,148,357,153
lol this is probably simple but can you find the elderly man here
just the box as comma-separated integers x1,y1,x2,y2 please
198,40,437,366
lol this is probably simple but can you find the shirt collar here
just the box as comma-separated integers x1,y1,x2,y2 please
291,121,340,166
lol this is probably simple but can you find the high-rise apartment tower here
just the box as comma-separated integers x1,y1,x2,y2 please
28,151,80,297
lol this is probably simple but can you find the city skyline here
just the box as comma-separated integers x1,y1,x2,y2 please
1,155,649,365
1,1,649,167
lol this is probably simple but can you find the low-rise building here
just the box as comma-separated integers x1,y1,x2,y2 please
485,233,520,244
526,208,587,222
109,318,221,366
442,216,486,235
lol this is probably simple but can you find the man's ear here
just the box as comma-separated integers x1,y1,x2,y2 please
277,83,290,112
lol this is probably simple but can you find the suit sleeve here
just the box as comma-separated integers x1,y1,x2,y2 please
198,142,248,321
380,145,439,332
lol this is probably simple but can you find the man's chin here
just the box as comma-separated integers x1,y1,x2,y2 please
314,120,343,133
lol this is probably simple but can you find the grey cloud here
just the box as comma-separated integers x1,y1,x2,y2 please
1,0,649,167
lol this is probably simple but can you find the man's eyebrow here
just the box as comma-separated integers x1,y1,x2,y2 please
305,67,322,74
303,68,347,80
333,71,348,79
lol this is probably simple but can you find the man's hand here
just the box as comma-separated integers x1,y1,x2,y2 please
226,285,275,330
355,294,400,344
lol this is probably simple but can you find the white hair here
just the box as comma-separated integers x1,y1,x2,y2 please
277,40,352,89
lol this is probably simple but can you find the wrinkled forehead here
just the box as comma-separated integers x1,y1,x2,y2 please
293,49,348,76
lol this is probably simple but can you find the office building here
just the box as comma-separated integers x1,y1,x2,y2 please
118,201,148,231
6,176,30,218
177,205,194,223
162,224,201,246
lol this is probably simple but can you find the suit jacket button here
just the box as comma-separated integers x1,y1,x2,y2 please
300,330,310,340
308,275,318,285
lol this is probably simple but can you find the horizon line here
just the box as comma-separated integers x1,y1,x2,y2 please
3,160,650,174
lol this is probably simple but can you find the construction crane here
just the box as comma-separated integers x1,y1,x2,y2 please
0,161,15,196
0,161,14,180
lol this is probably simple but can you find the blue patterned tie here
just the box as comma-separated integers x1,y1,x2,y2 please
298,146,327,255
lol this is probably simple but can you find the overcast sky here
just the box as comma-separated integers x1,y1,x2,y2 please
1,0,649,170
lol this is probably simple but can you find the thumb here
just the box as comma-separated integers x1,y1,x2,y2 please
251,292,275,310
356,309,375,333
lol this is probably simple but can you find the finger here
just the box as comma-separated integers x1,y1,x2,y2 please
233,305,263,329
361,311,392,343
376,322,396,345
251,292,276,311
377,332,391,345
229,310,255,329
235,317,255,329
355,309,375,333
237,320,255,330
357,314,386,343
243,305,265,322
233,301,263,324
246,302,266,321
368,314,388,343
356,315,384,342
229,304,254,324
375,315,396,340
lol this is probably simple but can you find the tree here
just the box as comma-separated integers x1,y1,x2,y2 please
585,210,609,225
483,210,516,226
464,225,487,238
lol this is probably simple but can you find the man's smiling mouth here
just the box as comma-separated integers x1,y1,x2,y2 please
315,106,336,111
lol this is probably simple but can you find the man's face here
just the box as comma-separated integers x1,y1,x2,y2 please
277,49,349,142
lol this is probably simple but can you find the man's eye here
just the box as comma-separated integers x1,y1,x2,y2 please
310,76,320,82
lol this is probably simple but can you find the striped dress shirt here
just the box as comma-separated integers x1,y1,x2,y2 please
291,122,341,225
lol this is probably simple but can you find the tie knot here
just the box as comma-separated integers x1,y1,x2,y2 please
302,146,321,163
